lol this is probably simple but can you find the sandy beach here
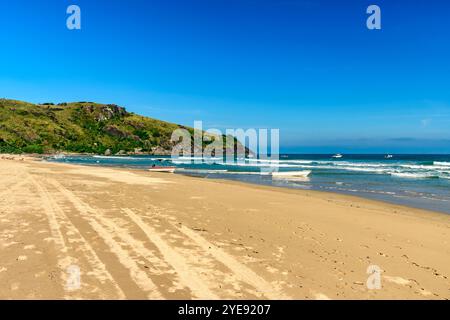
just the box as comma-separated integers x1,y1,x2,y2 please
0,156,449,300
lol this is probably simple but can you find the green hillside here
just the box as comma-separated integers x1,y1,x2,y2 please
0,99,242,155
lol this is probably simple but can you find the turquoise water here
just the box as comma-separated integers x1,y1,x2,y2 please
48,154,450,214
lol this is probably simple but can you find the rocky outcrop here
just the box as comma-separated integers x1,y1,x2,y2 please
103,125,140,141
81,104,128,122
150,146,172,155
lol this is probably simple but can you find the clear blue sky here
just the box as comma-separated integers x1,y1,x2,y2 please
1,0,449,153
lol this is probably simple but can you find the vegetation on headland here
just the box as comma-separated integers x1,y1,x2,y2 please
0,99,246,155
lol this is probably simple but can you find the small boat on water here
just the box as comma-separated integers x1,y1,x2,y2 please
53,153,66,160
385,154,394,159
148,166,176,173
332,154,343,159
270,170,311,177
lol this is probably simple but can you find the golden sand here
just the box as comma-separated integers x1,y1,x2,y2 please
0,156,449,299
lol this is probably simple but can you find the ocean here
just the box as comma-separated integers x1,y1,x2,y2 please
48,154,450,214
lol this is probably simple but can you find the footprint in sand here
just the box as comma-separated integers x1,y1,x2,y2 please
384,275,434,297
266,266,278,274
10,283,20,291
383,275,411,285
34,271,46,278
418,289,433,296
314,293,331,300
3,241,18,248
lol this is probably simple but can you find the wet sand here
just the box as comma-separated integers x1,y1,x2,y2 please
0,156,449,299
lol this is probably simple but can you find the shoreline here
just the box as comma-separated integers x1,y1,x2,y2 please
4,153,450,227
176,171,450,218
0,156,449,299
40,153,450,216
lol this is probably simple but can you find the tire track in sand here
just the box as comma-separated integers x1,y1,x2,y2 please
122,208,220,299
47,178,219,299
31,175,126,299
89,209,219,299
124,208,291,300
42,176,289,299
176,223,290,300
46,179,163,299
29,174,79,299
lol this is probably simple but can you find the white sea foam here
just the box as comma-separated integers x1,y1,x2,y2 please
400,164,433,170
176,169,228,174
278,160,315,164
88,156,450,181
217,162,300,168
175,156,223,161
93,155,139,160
434,161,450,167
338,166,390,173
333,162,392,168
390,172,437,179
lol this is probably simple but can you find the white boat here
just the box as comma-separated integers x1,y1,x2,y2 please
385,154,393,159
53,153,66,160
270,170,311,177
148,166,176,173
332,154,343,159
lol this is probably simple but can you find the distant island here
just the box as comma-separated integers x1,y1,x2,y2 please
0,99,246,156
